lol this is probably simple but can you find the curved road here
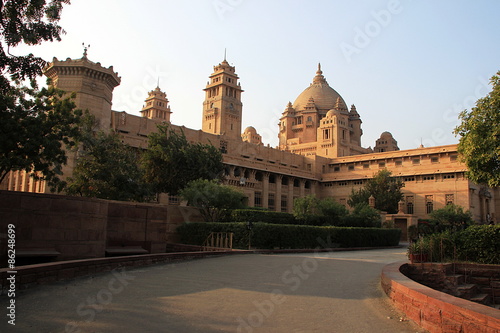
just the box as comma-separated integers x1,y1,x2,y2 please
1,248,426,332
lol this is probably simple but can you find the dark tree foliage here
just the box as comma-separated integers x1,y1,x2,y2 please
65,114,153,202
142,123,224,195
0,0,69,86
454,71,500,188
0,84,81,188
348,169,404,214
179,179,245,222
429,204,473,231
0,0,80,188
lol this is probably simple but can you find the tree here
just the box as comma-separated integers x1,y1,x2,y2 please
142,123,224,195
429,204,473,231
293,195,349,226
179,179,245,222
0,84,82,189
292,195,319,220
0,0,80,188
64,114,153,202
454,71,500,187
344,203,381,228
347,169,404,213
316,197,349,224
0,0,69,87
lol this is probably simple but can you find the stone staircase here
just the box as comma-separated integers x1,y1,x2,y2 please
441,265,497,308
405,263,500,309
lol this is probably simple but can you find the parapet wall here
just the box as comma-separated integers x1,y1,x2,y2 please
381,261,500,333
0,191,203,266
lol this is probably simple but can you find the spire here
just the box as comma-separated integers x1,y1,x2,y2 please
312,63,327,85
224,48,227,61
82,43,90,59
335,97,342,109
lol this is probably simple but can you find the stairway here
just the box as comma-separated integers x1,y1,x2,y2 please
444,271,493,307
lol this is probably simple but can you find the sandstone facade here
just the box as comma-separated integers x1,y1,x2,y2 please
2,53,498,225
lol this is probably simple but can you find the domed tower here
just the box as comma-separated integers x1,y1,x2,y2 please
43,50,121,131
241,126,263,145
141,86,172,122
374,132,399,152
279,64,369,157
202,56,243,140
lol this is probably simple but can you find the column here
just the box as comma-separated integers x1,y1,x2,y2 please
299,178,305,198
310,180,317,197
275,175,283,212
288,177,295,214
14,171,21,191
8,171,14,191
20,171,28,192
262,172,270,209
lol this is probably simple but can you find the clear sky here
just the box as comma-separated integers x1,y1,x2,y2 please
14,0,500,150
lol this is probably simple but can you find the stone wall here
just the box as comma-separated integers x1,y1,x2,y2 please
381,261,500,333
403,262,500,307
0,191,202,266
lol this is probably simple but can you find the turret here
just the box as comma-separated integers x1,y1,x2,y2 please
43,50,121,131
202,55,243,139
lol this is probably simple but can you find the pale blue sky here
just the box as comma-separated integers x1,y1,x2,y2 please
15,0,500,150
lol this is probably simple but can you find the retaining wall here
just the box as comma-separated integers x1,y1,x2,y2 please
0,191,203,265
381,261,500,333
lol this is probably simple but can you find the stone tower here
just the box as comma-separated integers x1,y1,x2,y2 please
279,64,371,158
42,51,121,186
374,132,399,152
202,57,243,140
43,50,121,131
141,86,172,122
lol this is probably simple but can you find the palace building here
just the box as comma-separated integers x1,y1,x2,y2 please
2,52,498,232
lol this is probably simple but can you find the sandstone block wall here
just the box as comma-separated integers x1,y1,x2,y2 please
0,191,202,266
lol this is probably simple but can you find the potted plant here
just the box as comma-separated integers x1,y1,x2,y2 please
408,237,430,263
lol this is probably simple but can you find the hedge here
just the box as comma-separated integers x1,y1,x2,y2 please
230,209,296,224
411,225,500,265
177,222,401,250
229,209,380,228
456,225,500,264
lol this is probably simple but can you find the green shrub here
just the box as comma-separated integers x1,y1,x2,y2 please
455,225,500,264
231,209,295,224
407,225,500,264
342,203,381,228
177,222,401,250
429,204,474,231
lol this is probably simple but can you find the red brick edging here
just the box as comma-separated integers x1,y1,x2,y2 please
381,261,500,333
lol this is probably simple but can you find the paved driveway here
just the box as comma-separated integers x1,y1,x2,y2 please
1,248,426,332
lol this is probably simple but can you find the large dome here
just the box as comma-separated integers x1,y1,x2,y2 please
293,64,347,112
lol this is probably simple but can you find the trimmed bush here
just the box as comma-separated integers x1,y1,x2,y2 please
177,222,401,250
455,225,500,264
231,209,296,224
408,225,500,264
